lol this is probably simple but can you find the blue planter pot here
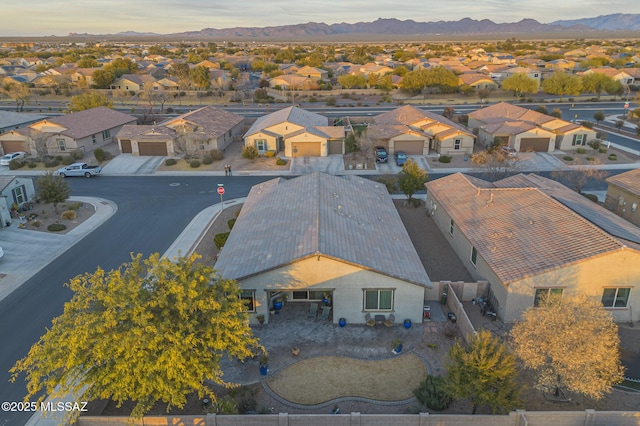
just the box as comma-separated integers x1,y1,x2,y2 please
393,344,403,354
339,318,346,327
259,364,269,376
404,319,412,329
273,300,283,311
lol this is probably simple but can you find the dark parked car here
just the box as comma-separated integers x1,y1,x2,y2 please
375,146,388,163
394,150,407,166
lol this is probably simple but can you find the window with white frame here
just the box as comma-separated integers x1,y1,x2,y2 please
470,246,478,266
534,287,563,307
255,139,267,152
12,185,26,205
57,139,66,151
572,134,585,146
102,130,110,139
601,288,631,308
292,290,325,301
454,139,461,150
364,289,394,311
240,290,256,312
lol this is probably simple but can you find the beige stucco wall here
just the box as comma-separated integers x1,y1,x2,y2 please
244,131,278,152
285,132,328,157
605,184,640,227
436,134,475,155
555,128,598,151
238,256,427,325
265,122,305,138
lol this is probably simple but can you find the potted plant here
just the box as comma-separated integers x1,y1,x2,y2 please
338,317,346,327
403,319,412,329
256,315,265,324
391,338,403,354
291,346,300,356
322,291,331,306
259,354,269,376
273,297,283,313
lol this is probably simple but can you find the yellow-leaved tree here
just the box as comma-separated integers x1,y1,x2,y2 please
11,253,262,419
510,294,625,400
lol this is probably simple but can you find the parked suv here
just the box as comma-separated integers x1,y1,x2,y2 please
394,150,407,166
375,146,388,163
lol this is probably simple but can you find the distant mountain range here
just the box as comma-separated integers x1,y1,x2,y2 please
67,14,640,39
551,14,640,31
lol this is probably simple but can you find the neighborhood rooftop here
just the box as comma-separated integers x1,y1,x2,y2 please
427,173,640,284
244,106,328,137
606,168,640,196
38,106,135,140
215,172,432,287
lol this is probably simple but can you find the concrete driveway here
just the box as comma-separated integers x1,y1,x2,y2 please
101,154,166,175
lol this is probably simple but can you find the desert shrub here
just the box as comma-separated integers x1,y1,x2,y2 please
47,223,66,232
276,157,288,166
211,395,238,415
227,218,236,230
8,159,25,170
214,232,230,249
563,156,574,161
55,155,63,161
44,158,60,168
588,140,601,150
70,150,83,161
242,145,260,160
189,159,201,168
438,155,451,163
237,397,257,414
60,210,77,220
412,198,422,208
265,150,276,158
94,148,106,162
576,148,586,154
61,156,74,165
599,147,607,154
586,157,595,162
164,158,177,166
210,149,224,161
202,156,213,165
65,202,82,210
414,375,452,411
608,154,617,161
27,162,37,168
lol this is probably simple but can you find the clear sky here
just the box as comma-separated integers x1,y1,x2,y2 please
2,0,640,36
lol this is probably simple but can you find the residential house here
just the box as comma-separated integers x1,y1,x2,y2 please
116,105,244,156
357,63,394,77
500,66,542,84
71,68,100,88
195,60,220,70
0,107,137,156
458,73,499,90
110,73,156,91
0,176,35,227
269,74,317,90
215,172,433,325
468,102,597,152
582,67,634,85
604,168,640,227
243,106,343,157
370,105,475,155
0,111,48,136
295,65,328,81
426,172,640,323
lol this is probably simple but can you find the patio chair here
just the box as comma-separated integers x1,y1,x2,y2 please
365,313,376,327
308,302,318,318
384,314,395,327
319,305,331,321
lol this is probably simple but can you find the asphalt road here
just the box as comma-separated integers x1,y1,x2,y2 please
0,175,270,426
0,171,633,425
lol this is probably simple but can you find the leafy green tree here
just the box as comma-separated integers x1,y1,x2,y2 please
36,171,70,213
2,81,30,112
397,159,428,202
541,71,583,101
510,294,624,400
593,110,605,125
91,69,115,89
189,65,211,90
445,330,521,414
581,73,615,99
76,56,99,68
477,88,491,104
606,80,624,99
501,73,539,98
103,58,138,78
392,66,409,77
378,74,393,92
401,66,459,94
338,74,366,89
366,73,379,88
67,91,113,112
550,108,562,118
11,253,262,419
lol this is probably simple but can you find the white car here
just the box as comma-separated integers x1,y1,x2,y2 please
0,152,26,166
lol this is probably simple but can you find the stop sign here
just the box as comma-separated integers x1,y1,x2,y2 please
625,102,629,109
217,187,225,195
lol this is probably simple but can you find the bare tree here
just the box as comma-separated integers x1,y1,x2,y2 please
30,129,51,159
471,149,524,181
550,158,608,193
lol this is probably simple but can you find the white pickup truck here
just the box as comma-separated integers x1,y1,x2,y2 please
55,162,102,178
